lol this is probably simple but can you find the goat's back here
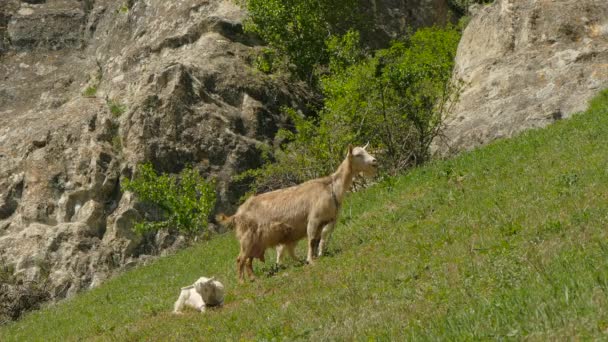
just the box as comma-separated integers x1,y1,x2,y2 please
234,178,337,250
236,178,332,227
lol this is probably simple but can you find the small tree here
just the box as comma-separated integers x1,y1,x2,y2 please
243,27,462,194
243,0,364,84
121,164,216,236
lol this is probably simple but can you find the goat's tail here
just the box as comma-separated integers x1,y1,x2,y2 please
216,213,235,230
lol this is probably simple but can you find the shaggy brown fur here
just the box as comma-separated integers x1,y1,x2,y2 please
218,145,377,282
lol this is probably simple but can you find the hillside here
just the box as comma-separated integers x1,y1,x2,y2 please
0,0,457,316
2,90,608,340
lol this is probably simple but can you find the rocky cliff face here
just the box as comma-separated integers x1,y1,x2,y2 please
0,0,456,322
439,0,608,153
0,0,315,321
362,0,455,48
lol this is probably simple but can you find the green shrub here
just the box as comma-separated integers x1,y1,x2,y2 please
82,86,98,97
244,27,462,193
243,0,364,83
121,164,216,236
252,47,280,74
107,99,126,118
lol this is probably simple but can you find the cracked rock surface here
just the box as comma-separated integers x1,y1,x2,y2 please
438,0,608,153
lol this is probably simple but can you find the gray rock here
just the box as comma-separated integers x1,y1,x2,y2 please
437,0,608,154
362,0,455,48
0,0,454,322
0,0,313,321
8,0,85,50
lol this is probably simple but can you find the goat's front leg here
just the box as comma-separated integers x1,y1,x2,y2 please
276,244,286,264
306,219,321,264
318,221,336,257
173,291,188,314
276,242,299,264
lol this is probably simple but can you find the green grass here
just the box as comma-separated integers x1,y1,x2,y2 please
107,99,126,118
3,89,608,340
82,85,98,98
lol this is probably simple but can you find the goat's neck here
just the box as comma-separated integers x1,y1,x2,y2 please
331,157,354,204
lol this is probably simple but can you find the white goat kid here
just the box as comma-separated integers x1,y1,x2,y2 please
173,277,225,314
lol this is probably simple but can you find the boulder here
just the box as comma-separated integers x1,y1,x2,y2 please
438,0,608,153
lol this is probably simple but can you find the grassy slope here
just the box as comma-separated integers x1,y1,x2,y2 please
3,90,608,341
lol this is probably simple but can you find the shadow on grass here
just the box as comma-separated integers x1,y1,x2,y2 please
320,246,343,258
262,263,291,278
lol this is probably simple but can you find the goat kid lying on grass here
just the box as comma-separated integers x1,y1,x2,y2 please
173,277,225,314
218,144,377,282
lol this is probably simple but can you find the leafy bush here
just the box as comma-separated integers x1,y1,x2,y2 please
121,164,216,236
244,27,462,193
252,47,279,75
243,0,364,83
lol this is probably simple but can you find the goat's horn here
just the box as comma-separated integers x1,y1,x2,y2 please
363,142,369,150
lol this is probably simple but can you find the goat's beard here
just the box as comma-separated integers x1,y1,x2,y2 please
360,168,377,178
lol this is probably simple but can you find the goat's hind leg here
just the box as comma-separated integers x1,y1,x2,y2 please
237,255,247,283
276,242,300,265
245,257,256,281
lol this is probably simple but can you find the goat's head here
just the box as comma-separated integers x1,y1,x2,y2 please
348,143,378,177
195,277,216,300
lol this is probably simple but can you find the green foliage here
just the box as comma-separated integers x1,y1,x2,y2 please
238,107,342,193
111,135,122,153
4,89,608,340
244,0,364,83
325,30,366,74
252,48,274,74
121,164,216,236
247,27,462,192
118,0,135,14
107,99,126,118
82,85,97,97
0,260,15,284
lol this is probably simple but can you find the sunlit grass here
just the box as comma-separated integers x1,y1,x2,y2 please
3,89,608,340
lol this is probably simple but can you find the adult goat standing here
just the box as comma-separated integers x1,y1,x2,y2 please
218,145,377,282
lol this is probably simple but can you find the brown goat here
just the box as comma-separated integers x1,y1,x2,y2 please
218,145,377,282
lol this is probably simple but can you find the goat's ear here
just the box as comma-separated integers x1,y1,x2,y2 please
208,277,215,282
